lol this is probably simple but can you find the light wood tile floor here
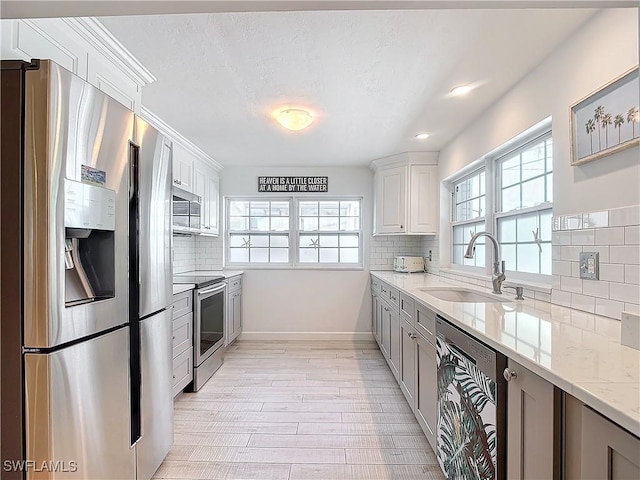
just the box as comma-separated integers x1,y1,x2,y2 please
155,340,445,480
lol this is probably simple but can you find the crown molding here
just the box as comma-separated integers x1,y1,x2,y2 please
370,151,438,171
140,106,223,172
61,17,156,86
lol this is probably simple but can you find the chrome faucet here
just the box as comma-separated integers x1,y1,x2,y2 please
464,231,506,295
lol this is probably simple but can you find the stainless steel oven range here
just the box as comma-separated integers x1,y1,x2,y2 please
174,275,226,390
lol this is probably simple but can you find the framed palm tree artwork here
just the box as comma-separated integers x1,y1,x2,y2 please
570,66,639,166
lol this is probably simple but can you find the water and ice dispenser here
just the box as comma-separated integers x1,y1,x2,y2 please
64,179,116,307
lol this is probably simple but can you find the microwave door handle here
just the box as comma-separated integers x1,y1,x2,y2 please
197,283,227,296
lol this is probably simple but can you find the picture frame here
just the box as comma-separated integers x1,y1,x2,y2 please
570,66,639,166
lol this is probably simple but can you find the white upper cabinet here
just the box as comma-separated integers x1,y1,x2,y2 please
1,18,154,114
173,143,195,192
193,162,220,236
371,152,439,235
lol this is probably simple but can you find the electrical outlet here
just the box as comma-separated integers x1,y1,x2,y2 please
579,252,599,280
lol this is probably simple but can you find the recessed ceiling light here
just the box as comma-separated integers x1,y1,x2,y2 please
274,108,313,131
451,85,473,96
415,133,430,140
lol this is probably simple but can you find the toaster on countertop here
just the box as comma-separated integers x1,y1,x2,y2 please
393,256,425,273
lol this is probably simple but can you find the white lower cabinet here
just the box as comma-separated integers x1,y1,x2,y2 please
225,275,243,346
370,274,640,478
415,332,437,451
172,290,194,397
399,318,416,409
565,394,640,479
505,359,560,480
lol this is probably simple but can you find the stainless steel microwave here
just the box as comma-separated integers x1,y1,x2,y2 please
172,187,201,233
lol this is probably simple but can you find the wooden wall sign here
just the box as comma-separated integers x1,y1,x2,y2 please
258,176,328,193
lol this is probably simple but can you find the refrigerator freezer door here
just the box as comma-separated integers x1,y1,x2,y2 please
134,116,173,318
23,60,133,348
137,308,174,480
24,327,134,480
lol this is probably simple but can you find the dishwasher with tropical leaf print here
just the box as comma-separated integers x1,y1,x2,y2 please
435,316,507,480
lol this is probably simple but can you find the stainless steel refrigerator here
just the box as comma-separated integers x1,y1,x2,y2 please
0,59,173,480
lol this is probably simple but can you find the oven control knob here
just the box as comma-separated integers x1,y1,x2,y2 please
503,368,518,382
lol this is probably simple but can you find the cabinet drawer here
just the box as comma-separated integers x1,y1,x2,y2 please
228,275,242,293
172,347,193,397
400,292,414,320
371,276,381,294
172,290,193,319
415,303,436,345
388,286,400,310
172,312,193,358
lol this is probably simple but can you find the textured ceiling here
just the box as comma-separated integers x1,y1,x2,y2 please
99,9,595,166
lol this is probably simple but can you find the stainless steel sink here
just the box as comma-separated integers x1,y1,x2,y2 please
415,287,510,303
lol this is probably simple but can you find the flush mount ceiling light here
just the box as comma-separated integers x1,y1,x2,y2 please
275,108,313,131
415,133,430,140
451,84,473,97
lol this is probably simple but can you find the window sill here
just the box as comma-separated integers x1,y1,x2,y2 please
224,264,364,271
438,267,552,294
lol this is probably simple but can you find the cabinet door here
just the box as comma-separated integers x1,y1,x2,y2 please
207,174,219,236
225,292,235,346
415,334,437,451
172,144,194,192
579,405,640,479
400,318,416,409
380,302,391,359
409,165,438,234
506,359,559,480
375,166,406,234
371,293,379,343
232,290,242,340
388,308,400,381
87,56,140,113
193,166,208,231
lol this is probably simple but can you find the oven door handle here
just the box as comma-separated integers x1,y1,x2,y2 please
197,283,227,296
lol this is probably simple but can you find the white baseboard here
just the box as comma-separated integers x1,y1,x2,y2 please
238,332,374,342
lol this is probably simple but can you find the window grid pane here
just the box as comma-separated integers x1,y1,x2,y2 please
453,170,486,222
499,135,553,213
452,220,485,267
497,209,552,275
297,199,362,264
228,200,291,264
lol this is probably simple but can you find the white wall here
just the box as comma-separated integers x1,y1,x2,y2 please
220,166,374,339
438,8,639,215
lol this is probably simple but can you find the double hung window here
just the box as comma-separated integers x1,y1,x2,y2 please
450,128,553,280
227,197,362,268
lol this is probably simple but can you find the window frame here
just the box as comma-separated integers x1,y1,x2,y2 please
447,122,553,284
450,167,487,272
225,195,364,270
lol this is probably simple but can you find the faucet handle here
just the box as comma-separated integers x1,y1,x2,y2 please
504,285,524,300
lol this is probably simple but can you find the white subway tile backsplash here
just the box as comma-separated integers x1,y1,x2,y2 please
609,283,640,304
582,280,609,299
625,265,640,285
624,303,640,315
560,276,582,294
582,211,609,228
552,260,572,277
571,293,595,313
571,262,581,278
609,205,640,227
594,227,625,246
559,245,583,262
625,225,640,244
610,245,640,265
562,214,583,230
595,298,625,319
551,289,571,307
600,263,625,283
571,229,595,245
552,231,572,245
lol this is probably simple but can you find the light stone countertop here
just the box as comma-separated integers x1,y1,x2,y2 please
371,270,640,437
175,270,244,279
172,284,195,295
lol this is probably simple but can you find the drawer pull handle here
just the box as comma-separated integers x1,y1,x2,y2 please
503,368,518,382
